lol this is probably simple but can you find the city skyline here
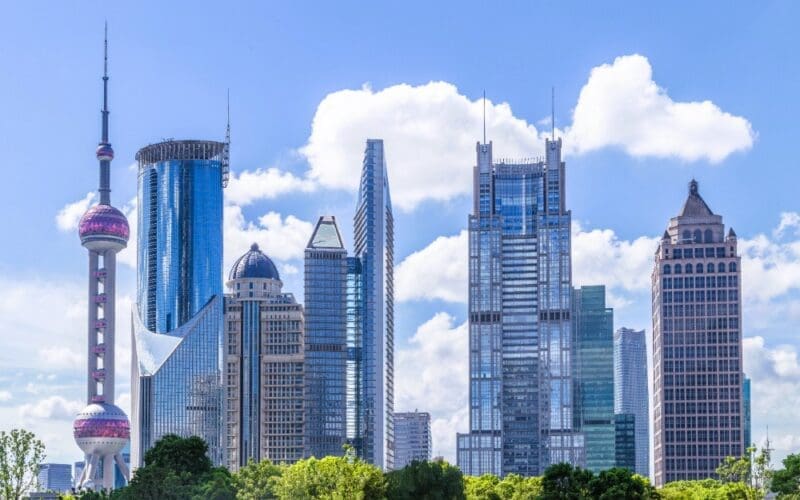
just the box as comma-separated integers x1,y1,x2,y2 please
2,2,799,473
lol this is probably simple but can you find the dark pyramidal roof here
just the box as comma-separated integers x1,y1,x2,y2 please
679,179,714,217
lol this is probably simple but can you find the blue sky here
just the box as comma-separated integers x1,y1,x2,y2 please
1,1,799,470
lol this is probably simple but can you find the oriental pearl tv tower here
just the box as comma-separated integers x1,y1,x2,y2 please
73,25,131,491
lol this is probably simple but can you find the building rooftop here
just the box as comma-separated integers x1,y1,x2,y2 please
229,243,280,281
678,179,714,218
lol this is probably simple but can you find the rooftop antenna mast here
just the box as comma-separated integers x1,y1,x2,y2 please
482,90,486,144
551,86,555,141
222,89,230,188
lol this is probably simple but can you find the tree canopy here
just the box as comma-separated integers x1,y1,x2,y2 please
0,428,45,500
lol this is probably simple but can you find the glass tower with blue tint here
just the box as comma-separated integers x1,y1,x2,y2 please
743,376,751,448
224,244,305,469
572,285,615,472
457,137,584,477
614,327,650,477
304,216,348,458
131,140,227,468
352,139,394,469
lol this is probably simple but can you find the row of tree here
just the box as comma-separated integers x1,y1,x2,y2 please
3,428,800,499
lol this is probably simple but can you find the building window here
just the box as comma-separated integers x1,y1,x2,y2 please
675,264,682,274
664,264,672,275
704,229,713,243
696,264,703,274
729,262,737,272
694,230,702,243
686,264,693,274
718,263,726,273
707,263,714,273
683,230,691,243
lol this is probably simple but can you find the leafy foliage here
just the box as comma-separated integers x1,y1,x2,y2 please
772,453,800,497
232,459,283,499
539,463,593,499
0,428,46,500
273,451,386,500
385,459,465,500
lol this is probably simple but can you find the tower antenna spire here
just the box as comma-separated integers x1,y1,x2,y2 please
96,21,114,205
226,88,231,145
551,86,555,141
482,90,486,144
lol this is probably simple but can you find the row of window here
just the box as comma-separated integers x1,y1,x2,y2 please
663,372,740,386
664,387,740,401
661,316,740,331
660,330,739,345
662,345,740,359
664,401,742,415
668,244,730,258
664,415,741,429
663,275,738,289
663,261,737,274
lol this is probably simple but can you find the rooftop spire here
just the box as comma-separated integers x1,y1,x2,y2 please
551,86,555,141
96,21,114,205
482,90,486,144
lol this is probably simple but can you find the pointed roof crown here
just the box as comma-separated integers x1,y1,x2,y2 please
307,216,345,249
679,179,714,217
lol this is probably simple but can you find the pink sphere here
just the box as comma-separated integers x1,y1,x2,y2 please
73,403,130,456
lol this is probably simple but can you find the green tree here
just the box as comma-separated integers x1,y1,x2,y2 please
386,459,465,500
587,468,657,500
659,478,759,499
464,474,500,500
752,445,773,493
194,467,236,500
717,449,752,484
232,459,283,499
772,453,800,497
275,452,385,500
142,433,212,477
0,428,46,500
540,463,593,500
495,473,543,499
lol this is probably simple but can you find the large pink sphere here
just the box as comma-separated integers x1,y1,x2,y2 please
73,403,130,456
78,204,129,250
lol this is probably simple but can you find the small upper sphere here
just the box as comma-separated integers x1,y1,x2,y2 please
96,143,114,162
229,242,281,281
73,402,130,456
79,204,130,250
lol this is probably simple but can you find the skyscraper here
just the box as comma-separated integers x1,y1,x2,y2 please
131,138,228,467
572,285,615,472
652,180,744,486
73,26,131,490
394,411,432,469
457,137,583,477
352,139,395,469
743,376,751,448
224,244,305,469
37,464,72,493
614,327,650,477
304,216,348,458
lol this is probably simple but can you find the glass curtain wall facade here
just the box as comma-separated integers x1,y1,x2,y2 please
652,180,744,486
304,216,348,458
572,285,615,472
458,138,583,477
614,414,637,471
131,140,226,468
352,139,394,469
743,376,751,448
614,327,650,477
394,411,432,468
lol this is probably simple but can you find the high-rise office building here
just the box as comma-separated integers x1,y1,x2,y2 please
352,139,395,469
743,376,751,448
224,244,305,469
614,414,637,472
457,137,584,477
72,27,131,490
304,216,348,458
614,327,650,477
652,180,744,486
131,137,229,467
38,463,72,493
573,285,615,472
394,411,432,469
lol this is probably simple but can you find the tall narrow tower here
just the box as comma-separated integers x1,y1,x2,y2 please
73,25,131,491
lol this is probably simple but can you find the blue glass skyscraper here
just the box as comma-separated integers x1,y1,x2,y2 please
572,285,615,472
353,139,394,469
614,327,650,477
457,137,583,477
131,139,228,468
304,216,349,458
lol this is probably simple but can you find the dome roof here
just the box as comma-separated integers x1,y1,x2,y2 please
229,243,280,281
79,204,130,243
73,402,130,440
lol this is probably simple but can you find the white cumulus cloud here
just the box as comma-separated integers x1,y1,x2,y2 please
56,192,96,231
300,82,540,212
226,167,315,206
396,230,468,303
565,54,755,162
19,396,83,421
395,313,469,461
39,347,82,369
0,391,11,403
224,206,313,271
